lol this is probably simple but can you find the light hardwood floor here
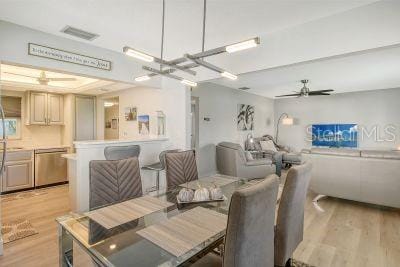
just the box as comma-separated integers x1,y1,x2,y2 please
0,184,399,267
0,185,70,267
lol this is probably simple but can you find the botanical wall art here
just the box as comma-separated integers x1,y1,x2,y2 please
138,115,150,135
124,107,137,121
237,104,254,131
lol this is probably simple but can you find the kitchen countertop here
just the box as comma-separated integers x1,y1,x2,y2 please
4,145,71,152
62,153,77,161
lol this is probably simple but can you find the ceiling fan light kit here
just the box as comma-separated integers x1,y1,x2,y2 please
124,0,260,87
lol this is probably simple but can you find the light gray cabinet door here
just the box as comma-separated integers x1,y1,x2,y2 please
30,92,47,125
2,160,33,192
48,93,64,125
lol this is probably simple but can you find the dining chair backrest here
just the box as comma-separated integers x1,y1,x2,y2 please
274,162,312,266
159,149,181,169
165,150,198,190
104,145,141,160
224,174,279,267
89,157,142,210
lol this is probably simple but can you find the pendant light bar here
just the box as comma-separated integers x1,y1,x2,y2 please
225,37,260,53
135,75,151,82
141,66,197,87
123,47,154,62
185,54,237,81
181,79,197,87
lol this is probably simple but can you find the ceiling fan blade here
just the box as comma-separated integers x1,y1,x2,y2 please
47,78,77,81
275,93,301,97
308,92,331,96
314,89,334,93
3,72,39,79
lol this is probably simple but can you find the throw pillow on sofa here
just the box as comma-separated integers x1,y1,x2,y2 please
260,140,277,152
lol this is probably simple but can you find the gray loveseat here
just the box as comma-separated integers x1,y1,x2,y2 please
216,142,276,179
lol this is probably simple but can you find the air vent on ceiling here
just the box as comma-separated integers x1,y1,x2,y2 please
61,26,99,41
238,87,250,90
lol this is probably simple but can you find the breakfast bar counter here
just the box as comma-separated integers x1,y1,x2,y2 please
67,136,170,212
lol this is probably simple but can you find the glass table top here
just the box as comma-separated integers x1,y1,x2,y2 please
57,176,256,267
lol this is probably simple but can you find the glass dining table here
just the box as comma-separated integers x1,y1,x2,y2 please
57,175,257,267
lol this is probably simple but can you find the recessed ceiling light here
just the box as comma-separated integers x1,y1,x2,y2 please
104,102,114,107
135,75,150,82
181,79,197,87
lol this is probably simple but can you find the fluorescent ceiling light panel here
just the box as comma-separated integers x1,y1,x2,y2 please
104,102,114,107
225,38,260,53
221,71,238,80
123,47,154,62
135,75,150,82
181,79,197,87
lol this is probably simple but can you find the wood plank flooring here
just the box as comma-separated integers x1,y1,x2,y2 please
0,184,399,266
0,185,70,267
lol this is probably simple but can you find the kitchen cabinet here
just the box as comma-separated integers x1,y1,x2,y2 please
1,150,34,193
25,91,64,125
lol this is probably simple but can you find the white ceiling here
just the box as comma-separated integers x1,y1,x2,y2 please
210,44,400,98
0,0,377,61
0,64,135,95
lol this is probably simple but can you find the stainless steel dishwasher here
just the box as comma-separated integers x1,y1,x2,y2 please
35,148,68,187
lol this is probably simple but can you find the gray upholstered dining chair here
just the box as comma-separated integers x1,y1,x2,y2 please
141,149,180,192
275,162,312,267
165,150,198,190
104,145,141,160
191,174,280,267
89,157,143,210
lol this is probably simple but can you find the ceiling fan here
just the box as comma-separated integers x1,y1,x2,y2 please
276,79,334,98
4,70,77,85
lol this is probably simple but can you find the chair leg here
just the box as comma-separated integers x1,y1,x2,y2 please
155,170,160,191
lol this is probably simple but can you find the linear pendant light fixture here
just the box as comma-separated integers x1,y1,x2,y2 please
123,47,154,62
125,0,260,86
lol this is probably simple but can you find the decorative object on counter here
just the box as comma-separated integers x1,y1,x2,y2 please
209,183,223,200
111,118,118,129
124,107,137,121
1,218,38,243
178,187,194,202
237,104,254,131
156,111,166,136
138,115,150,135
193,182,210,201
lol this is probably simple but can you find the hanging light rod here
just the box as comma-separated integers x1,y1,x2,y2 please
141,66,197,87
221,71,238,80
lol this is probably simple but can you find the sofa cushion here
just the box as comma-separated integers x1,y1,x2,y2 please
361,150,400,160
245,158,272,166
310,147,360,157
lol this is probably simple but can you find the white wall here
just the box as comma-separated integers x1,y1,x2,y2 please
275,88,400,151
192,82,274,176
97,83,190,150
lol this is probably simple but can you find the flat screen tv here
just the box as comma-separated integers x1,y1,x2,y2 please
312,124,358,148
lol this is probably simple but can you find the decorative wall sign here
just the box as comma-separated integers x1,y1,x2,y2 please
237,104,254,131
28,43,112,71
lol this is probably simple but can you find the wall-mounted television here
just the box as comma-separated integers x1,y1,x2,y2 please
312,124,358,148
